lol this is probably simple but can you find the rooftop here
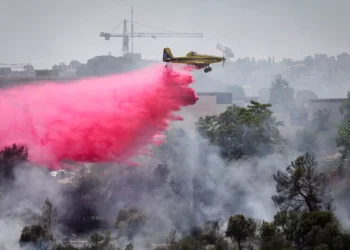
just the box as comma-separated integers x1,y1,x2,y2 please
309,98,347,103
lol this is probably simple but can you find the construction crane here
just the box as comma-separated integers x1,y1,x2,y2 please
216,44,235,61
100,6,204,56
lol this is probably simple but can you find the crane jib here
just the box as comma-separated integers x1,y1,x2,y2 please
100,32,203,38
99,7,204,55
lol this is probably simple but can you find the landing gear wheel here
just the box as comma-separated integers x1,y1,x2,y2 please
204,67,212,73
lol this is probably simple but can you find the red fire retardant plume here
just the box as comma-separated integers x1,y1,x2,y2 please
0,65,198,169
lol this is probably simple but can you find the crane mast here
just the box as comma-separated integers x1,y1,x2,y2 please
122,20,129,55
100,6,204,56
131,5,133,53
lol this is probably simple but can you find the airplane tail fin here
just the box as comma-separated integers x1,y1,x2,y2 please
163,48,174,61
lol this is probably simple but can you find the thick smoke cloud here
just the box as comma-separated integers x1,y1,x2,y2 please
0,59,349,249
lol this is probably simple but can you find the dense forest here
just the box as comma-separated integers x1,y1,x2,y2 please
0,72,349,249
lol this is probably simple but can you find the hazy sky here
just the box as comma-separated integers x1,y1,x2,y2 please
1,0,349,68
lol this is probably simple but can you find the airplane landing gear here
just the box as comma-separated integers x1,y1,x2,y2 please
204,67,212,73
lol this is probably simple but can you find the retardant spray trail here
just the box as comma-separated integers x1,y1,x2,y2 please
0,64,198,169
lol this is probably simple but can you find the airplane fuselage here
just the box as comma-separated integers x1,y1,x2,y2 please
164,56,223,64
163,48,225,73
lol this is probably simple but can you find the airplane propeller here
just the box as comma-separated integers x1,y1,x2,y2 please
222,57,226,67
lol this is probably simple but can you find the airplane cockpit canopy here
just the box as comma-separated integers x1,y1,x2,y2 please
187,51,198,56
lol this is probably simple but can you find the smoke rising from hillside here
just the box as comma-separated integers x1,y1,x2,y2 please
0,63,349,249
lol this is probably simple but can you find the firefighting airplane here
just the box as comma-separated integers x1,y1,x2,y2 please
162,47,226,73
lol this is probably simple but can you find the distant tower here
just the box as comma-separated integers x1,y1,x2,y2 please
131,5,134,53
122,19,129,55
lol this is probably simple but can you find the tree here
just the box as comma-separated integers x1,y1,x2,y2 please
337,53,350,74
166,229,178,247
69,60,82,70
225,214,256,250
258,209,350,250
269,74,295,110
88,231,116,250
151,163,170,188
60,173,108,234
295,108,337,157
154,128,188,165
337,91,350,161
340,91,350,120
294,129,317,154
115,207,146,240
312,109,332,132
19,199,57,249
19,224,53,249
259,221,291,250
304,56,314,68
89,233,105,248
337,119,350,161
294,109,336,156
166,235,204,250
124,243,134,250
53,231,117,250
295,89,318,108
196,101,284,161
201,220,221,245
52,62,69,71
272,153,333,212
0,143,28,181
53,244,79,250
272,210,350,250
41,199,58,234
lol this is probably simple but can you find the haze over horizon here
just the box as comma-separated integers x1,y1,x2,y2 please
1,0,350,68
1,2,350,250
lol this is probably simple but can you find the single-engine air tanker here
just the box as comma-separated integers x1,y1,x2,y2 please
163,47,226,73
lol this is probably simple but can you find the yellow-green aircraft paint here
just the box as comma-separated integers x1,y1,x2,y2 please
163,47,226,73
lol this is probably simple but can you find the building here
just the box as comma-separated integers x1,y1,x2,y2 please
35,69,58,77
272,98,347,138
0,63,35,77
0,67,11,76
308,98,347,122
58,68,77,77
171,94,347,136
